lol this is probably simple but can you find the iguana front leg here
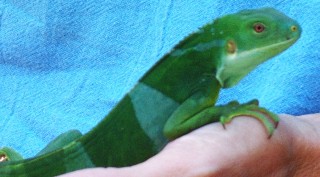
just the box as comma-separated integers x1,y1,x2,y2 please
163,77,221,140
164,98,279,140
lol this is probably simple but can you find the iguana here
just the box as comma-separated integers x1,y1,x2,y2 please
0,7,301,177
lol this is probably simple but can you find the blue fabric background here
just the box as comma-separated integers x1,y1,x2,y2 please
0,0,319,158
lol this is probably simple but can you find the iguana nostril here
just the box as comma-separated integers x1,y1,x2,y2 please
291,25,297,32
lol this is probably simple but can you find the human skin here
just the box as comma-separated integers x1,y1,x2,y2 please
59,114,320,177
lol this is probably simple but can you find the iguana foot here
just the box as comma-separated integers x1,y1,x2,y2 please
0,147,23,163
0,154,8,162
219,99,279,138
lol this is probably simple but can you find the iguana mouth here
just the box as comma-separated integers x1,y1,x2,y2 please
216,34,300,88
252,36,299,56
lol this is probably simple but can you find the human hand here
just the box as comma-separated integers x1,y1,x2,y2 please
59,114,320,177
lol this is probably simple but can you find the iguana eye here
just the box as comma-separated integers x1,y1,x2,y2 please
253,23,265,33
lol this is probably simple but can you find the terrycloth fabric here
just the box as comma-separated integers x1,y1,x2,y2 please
0,1,319,158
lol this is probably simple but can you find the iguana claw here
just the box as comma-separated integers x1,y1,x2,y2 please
220,100,279,138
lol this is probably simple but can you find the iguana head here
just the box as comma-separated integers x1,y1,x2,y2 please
215,8,301,88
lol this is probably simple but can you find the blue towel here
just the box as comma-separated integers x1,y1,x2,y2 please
0,1,319,158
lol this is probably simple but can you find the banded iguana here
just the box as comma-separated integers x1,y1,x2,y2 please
0,7,301,177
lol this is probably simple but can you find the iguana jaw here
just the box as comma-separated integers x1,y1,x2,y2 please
216,36,299,88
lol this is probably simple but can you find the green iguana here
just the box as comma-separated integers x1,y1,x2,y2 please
0,7,301,177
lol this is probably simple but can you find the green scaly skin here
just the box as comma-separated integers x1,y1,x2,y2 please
0,8,301,177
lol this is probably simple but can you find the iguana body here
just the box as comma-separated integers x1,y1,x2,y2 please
0,8,300,176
